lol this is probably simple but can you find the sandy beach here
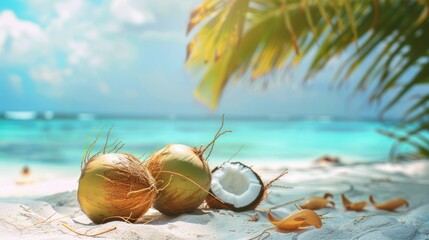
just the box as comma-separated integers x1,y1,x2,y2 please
1,160,429,240
1,0,428,239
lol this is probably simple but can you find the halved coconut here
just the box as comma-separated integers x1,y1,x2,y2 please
206,162,264,212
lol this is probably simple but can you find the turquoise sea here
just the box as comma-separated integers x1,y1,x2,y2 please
0,115,407,167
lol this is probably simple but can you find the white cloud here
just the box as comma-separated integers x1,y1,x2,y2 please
54,0,84,23
1,0,195,103
140,30,185,42
8,74,23,94
110,0,154,25
0,29,5,51
142,0,200,16
30,66,64,85
28,66,75,98
0,10,47,54
67,40,90,65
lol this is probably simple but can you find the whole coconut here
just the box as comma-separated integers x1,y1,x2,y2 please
146,144,211,215
78,153,157,223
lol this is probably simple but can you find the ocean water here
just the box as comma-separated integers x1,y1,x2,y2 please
0,117,406,168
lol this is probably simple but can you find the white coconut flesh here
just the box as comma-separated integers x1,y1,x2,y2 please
211,162,262,208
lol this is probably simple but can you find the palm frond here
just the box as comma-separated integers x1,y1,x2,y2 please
186,0,429,159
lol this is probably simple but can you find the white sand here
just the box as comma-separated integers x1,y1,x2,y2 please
1,160,429,240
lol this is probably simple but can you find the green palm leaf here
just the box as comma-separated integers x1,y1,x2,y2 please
186,0,429,159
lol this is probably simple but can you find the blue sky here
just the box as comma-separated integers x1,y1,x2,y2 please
0,0,411,119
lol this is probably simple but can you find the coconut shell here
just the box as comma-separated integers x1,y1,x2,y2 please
78,153,157,223
206,162,265,212
146,144,211,215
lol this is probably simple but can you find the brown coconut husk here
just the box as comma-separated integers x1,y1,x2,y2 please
79,127,158,223
145,115,231,176
145,115,231,215
145,146,216,215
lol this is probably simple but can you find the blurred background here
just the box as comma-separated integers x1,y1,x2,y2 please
1,0,426,172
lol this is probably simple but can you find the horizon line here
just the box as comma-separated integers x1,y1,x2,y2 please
0,111,403,122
